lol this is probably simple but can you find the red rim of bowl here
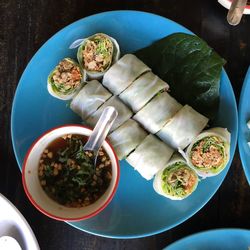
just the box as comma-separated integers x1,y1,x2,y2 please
22,124,120,222
226,0,250,9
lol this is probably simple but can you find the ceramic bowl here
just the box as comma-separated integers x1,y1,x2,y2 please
22,124,120,221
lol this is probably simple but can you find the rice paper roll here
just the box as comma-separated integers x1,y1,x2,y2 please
85,96,133,132
70,80,112,120
127,134,174,180
76,33,120,80
47,58,84,100
153,154,199,200
185,127,231,178
108,119,148,160
157,105,209,150
133,92,182,134
102,54,151,95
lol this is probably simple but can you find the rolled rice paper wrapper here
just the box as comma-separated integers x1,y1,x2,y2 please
119,72,169,113
77,33,120,80
184,127,231,178
108,119,148,160
127,134,174,180
153,154,199,200
85,96,133,132
70,80,112,120
102,54,151,95
133,92,182,134
47,58,84,100
157,105,209,150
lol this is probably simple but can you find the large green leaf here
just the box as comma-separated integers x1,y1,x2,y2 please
135,33,226,120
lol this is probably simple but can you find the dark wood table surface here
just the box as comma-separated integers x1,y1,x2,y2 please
1,0,250,249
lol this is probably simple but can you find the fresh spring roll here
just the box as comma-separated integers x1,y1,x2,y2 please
153,154,199,200
119,72,169,113
185,127,231,178
157,105,209,150
47,58,84,100
108,119,148,160
77,33,120,80
127,134,174,180
102,54,151,95
70,80,112,120
133,92,182,134
85,96,133,132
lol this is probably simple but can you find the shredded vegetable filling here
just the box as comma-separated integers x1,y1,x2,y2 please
190,136,224,169
162,163,197,198
51,59,82,94
38,134,112,207
83,34,113,72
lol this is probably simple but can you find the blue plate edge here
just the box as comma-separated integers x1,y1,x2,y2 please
238,66,250,185
164,228,250,249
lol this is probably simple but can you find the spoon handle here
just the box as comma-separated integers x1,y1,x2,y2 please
227,0,247,25
83,106,118,152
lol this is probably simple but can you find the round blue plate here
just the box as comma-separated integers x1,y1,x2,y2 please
239,66,250,185
165,229,250,250
11,11,238,238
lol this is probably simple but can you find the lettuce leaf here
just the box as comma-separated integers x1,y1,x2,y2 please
135,33,226,119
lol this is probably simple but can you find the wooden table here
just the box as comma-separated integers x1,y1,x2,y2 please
1,0,250,249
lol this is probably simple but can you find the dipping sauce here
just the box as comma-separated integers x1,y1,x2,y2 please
38,134,112,207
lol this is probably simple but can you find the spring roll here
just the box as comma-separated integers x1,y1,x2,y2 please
119,72,169,113
133,92,182,134
153,154,199,200
70,80,112,120
157,105,209,150
47,58,84,100
127,134,174,180
102,54,151,95
108,119,148,160
85,96,133,132
77,33,120,80
185,127,231,178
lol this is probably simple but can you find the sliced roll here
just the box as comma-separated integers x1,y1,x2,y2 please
185,127,231,178
119,72,169,113
70,80,112,120
127,134,174,180
77,33,120,80
153,154,199,200
102,54,151,95
47,58,84,100
108,119,148,160
133,91,182,134
157,105,209,150
85,96,133,132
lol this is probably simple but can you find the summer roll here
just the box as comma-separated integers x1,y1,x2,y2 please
102,54,151,95
47,58,84,100
153,154,199,200
127,134,174,180
77,33,120,80
133,92,182,134
85,96,133,132
157,105,209,150
70,80,112,120
185,127,230,178
119,72,169,113
108,119,148,160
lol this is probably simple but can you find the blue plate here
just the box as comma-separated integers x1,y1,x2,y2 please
239,66,250,185
165,229,250,250
11,11,238,238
